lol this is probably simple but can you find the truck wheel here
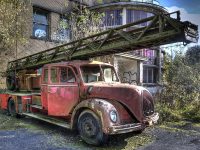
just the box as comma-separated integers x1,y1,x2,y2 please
78,110,107,145
8,99,16,117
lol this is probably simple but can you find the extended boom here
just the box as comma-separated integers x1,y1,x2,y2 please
7,11,198,72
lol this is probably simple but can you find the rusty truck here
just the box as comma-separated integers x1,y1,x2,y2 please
0,11,198,145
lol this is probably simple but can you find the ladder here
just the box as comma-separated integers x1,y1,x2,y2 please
7,11,198,72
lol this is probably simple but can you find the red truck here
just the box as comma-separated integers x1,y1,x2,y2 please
0,60,158,145
0,11,198,145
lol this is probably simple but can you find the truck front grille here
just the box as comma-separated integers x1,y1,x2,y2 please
143,90,154,116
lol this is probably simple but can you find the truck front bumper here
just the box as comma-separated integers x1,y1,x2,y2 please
108,123,145,134
107,113,159,135
144,112,159,125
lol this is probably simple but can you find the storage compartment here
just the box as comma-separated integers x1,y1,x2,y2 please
18,69,41,91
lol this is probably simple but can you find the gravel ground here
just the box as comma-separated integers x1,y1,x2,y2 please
0,110,200,150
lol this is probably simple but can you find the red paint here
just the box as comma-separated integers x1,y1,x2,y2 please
85,83,143,122
0,94,9,110
48,85,79,116
41,67,49,110
1,60,158,136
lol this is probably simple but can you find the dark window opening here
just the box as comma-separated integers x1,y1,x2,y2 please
54,16,70,42
33,8,49,39
51,68,58,83
143,67,156,83
104,9,122,27
60,67,76,83
43,68,48,83
127,10,152,26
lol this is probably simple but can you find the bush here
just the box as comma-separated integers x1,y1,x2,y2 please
157,47,200,123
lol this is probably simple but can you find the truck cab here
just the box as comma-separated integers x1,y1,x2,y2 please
1,60,159,145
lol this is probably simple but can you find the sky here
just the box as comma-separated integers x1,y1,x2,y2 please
159,0,200,46
159,0,200,14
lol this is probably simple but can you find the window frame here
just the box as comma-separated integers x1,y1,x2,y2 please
43,68,49,83
32,7,49,40
104,9,123,27
53,15,70,42
50,67,59,83
59,67,76,84
143,67,155,84
126,9,151,26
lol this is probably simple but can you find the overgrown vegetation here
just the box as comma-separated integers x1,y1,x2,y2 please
0,0,30,52
156,45,200,123
67,5,104,41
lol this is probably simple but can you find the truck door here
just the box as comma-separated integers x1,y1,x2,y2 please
41,67,49,110
48,66,79,116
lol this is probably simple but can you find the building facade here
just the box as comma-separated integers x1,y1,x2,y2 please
0,0,72,88
85,0,167,94
0,0,166,94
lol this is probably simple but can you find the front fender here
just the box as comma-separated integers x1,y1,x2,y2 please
71,98,137,134
71,98,120,134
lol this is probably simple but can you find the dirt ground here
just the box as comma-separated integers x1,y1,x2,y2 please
0,110,200,150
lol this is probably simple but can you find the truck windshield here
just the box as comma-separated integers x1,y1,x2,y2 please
81,65,119,83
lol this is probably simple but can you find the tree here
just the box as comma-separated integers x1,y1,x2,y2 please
158,48,200,122
0,0,31,88
0,0,31,52
66,5,104,41
185,45,200,66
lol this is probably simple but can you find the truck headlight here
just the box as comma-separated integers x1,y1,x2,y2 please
110,110,117,123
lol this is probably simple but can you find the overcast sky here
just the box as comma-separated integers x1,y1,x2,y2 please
159,0,200,45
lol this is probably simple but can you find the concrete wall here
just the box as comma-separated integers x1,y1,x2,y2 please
114,56,140,85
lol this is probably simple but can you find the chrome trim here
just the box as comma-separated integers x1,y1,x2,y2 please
108,123,145,134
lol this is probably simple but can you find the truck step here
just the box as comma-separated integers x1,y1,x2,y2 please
30,105,42,110
22,113,71,129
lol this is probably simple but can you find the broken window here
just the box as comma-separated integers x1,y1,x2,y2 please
33,7,49,39
60,67,76,83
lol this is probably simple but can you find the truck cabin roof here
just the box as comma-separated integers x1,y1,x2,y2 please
43,60,113,67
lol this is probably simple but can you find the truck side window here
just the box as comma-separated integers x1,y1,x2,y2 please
60,67,68,82
68,68,76,83
44,68,48,83
60,67,76,83
51,68,58,83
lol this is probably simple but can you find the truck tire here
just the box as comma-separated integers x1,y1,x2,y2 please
8,99,16,117
78,110,107,146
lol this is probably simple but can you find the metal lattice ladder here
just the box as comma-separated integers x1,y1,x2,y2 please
7,11,198,72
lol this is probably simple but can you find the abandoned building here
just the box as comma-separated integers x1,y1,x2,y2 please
0,0,167,94
83,0,167,94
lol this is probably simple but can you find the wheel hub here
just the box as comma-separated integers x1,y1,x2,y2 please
82,119,97,137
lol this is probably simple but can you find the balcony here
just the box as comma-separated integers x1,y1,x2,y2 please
130,50,164,66
90,0,167,15
98,0,160,5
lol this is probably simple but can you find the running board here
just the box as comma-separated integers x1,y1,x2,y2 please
23,113,71,129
